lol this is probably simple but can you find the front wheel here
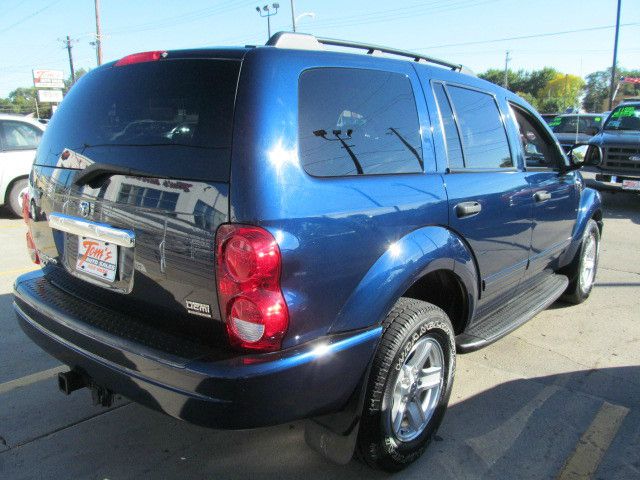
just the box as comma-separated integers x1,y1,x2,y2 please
562,219,600,304
356,298,456,471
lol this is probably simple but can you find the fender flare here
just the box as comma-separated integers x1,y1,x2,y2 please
328,225,479,334
564,186,603,263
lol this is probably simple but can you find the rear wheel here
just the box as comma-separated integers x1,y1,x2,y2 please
7,178,28,218
562,219,600,304
356,298,455,471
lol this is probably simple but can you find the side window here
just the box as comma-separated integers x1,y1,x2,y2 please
510,104,561,169
447,85,513,169
432,83,464,169
1,121,42,150
298,68,424,177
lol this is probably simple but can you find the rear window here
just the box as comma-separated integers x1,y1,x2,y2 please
34,59,240,181
298,68,423,177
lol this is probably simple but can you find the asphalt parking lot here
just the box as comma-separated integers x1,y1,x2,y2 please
0,192,639,480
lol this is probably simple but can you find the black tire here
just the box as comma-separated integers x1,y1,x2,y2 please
356,297,456,471
7,178,28,218
562,219,600,304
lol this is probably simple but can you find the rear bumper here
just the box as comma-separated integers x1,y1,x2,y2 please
13,271,380,429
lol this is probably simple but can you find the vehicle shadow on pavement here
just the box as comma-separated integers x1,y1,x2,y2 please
2,366,638,479
601,192,640,224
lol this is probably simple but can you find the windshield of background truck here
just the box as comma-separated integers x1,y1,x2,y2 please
603,105,640,132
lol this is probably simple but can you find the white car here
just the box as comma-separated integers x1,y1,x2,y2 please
0,114,45,216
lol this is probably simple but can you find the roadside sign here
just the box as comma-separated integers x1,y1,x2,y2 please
37,89,64,103
32,69,64,89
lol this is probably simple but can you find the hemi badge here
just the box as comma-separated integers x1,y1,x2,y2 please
185,300,212,318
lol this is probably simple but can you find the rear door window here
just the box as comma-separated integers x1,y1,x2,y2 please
446,85,513,169
34,59,240,181
298,68,423,177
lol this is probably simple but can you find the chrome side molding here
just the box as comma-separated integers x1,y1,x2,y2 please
48,213,135,248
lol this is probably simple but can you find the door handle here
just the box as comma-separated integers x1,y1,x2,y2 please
534,190,552,202
455,201,482,218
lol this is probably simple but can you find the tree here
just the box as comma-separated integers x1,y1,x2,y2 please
515,91,539,109
539,73,585,112
583,68,640,112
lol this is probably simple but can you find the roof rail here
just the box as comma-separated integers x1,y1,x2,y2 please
266,31,472,74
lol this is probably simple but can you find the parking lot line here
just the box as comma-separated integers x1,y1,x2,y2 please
0,366,66,395
556,401,630,480
0,266,37,277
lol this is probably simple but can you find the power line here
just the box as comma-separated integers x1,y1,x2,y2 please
105,0,256,35
0,0,64,35
416,22,640,50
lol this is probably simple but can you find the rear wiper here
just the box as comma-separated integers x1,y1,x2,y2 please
74,163,159,188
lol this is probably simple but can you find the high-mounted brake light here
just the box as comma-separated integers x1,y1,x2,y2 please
215,225,288,352
114,50,167,67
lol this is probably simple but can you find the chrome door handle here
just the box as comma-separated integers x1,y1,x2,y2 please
455,201,482,218
534,191,552,202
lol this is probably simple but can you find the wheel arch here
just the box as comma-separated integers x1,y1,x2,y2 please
328,225,479,335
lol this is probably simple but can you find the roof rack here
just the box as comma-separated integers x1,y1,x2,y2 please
266,32,472,74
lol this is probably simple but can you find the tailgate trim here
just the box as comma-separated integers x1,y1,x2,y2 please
48,212,135,248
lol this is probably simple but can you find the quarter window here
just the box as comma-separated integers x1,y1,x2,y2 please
298,68,424,177
1,121,42,150
446,86,513,169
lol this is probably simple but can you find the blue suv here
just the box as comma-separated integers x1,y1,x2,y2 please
14,33,602,471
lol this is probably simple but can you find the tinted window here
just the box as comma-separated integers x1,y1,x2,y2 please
432,83,464,169
549,115,603,134
299,68,423,176
510,104,561,169
1,121,42,149
34,59,240,181
447,86,513,169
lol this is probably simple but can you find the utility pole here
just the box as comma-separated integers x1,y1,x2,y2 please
94,0,103,65
65,35,76,84
290,0,296,32
609,0,622,109
503,50,511,89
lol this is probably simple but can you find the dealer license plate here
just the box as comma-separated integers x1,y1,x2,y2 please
622,180,640,191
76,236,118,282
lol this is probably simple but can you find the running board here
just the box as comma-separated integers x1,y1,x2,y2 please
456,274,568,353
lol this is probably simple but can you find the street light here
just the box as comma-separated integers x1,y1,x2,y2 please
256,3,280,41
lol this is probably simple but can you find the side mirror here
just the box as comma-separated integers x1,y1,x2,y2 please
567,143,603,169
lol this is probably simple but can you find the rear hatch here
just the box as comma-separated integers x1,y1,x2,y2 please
28,53,242,346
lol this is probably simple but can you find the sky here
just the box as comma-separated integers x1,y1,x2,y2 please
0,0,639,97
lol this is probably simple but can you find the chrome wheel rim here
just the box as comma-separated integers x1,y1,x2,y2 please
389,336,444,442
579,232,597,293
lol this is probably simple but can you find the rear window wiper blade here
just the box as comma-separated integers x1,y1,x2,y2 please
74,163,159,188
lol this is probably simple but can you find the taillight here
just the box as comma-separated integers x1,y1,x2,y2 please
115,50,167,67
22,190,39,264
215,225,288,352
21,190,30,224
26,231,40,265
